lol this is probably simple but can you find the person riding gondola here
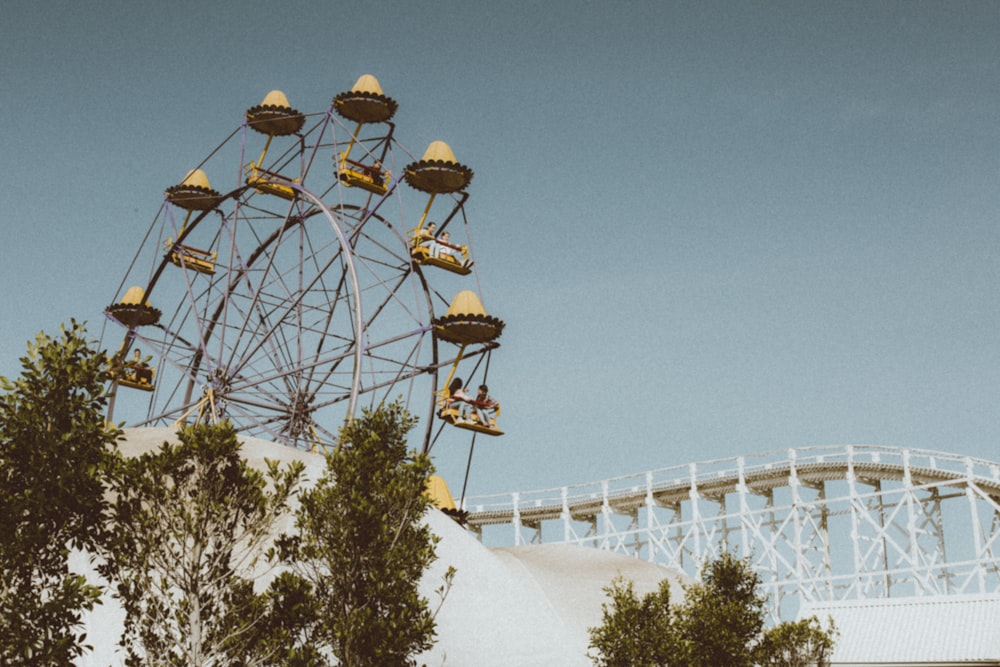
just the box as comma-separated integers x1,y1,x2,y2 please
434,231,473,269
441,377,500,432
413,221,437,251
129,348,153,384
468,384,499,428
445,377,473,415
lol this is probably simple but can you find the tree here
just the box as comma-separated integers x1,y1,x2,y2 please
757,616,837,667
277,401,440,667
0,321,119,664
99,421,304,666
588,578,678,667
588,552,837,667
676,552,768,666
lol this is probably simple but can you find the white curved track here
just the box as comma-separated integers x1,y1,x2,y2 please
466,445,1000,618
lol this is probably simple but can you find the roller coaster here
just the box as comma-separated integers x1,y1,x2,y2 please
466,444,1000,619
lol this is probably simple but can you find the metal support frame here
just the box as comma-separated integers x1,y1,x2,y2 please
466,445,1000,619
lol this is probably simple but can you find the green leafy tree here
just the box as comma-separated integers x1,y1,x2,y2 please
277,401,440,667
588,552,837,667
99,421,304,666
255,571,328,667
588,577,678,667
677,552,767,667
757,616,837,667
0,321,119,664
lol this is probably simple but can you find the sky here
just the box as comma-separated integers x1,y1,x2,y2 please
2,1,1000,499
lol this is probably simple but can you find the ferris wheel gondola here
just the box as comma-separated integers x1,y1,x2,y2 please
404,141,478,275
243,90,306,201
162,169,224,275
433,290,504,437
334,74,396,196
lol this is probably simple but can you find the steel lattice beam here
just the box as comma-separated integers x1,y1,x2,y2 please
466,445,1000,619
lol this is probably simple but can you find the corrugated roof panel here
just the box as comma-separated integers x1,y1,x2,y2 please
800,594,1000,664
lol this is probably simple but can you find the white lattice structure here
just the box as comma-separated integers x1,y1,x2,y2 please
465,446,1000,619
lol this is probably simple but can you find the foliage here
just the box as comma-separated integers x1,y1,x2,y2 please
588,578,677,667
0,321,119,664
99,421,304,666
677,552,767,667
276,401,440,667
757,616,837,667
588,552,837,667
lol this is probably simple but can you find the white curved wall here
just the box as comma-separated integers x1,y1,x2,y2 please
76,428,687,666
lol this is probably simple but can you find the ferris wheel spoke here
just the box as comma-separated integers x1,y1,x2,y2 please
303,269,353,392
319,358,433,412
310,328,431,408
205,210,311,382
365,345,429,408
219,216,301,374
223,240,349,383
213,339,358,403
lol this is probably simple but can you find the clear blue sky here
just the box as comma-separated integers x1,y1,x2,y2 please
2,1,999,497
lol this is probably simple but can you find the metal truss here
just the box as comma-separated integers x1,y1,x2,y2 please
465,446,1000,619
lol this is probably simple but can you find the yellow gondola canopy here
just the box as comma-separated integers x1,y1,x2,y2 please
106,286,161,327
425,474,457,511
246,90,305,136
433,290,504,345
333,74,398,124
165,169,223,211
403,141,474,194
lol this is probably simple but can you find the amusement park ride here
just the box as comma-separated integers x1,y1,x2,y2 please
102,75,504,504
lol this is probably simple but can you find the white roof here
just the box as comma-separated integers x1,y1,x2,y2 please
800,594,1000,665
421,514,690,666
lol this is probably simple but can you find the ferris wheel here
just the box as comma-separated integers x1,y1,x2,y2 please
102,76,504,456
